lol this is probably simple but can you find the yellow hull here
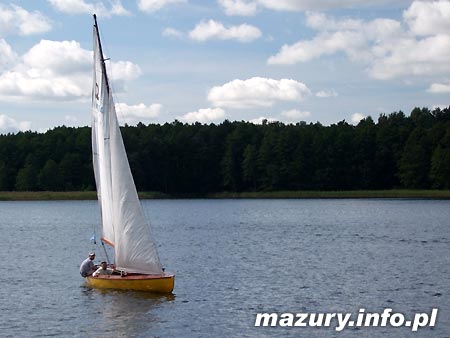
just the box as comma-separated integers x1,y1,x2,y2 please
86,273,174,293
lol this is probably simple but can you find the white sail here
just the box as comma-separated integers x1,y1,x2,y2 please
91,16,163,275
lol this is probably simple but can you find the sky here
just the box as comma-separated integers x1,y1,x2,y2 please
0,0,449,133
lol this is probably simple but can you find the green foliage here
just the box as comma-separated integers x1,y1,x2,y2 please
430,125,450,189
38,159,63,191
0,160,8,190
0,106,449,192
15,153,39,191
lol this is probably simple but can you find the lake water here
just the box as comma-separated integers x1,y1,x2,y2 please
0,199,449,337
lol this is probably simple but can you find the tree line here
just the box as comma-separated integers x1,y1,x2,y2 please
1,106,450,193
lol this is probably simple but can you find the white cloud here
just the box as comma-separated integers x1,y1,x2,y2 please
268,30,367,64
433,104,450,110
219,0,415,15
208,77,311,109
281,109,311,120
268,13,403,65
269,5,450,81
115,102,162,124
0,40,140,101
0,39,18,71
48,0,130,17
0,4,51,36
306,12,363,31
218,0,258,16
404,0,450,36
351,112,365,124
0,114,31,134
316,89,338,98
163,27,184,38
65,115,78,122
257,0,306,11
0,69,86,101
24,40,91,75
262,0,425,11
427,82,450,93
0,40,90,101
220,0,310,13
48,0,95,14
106,60,142,93
249,116,278,124
138,0,186,12
110,0,131,16
178,107,226,123
369,34,450,79
189,20,261,42
108,61,141,81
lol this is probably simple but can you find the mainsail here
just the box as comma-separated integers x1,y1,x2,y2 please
91,15,162,275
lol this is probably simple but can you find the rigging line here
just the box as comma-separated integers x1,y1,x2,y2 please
106,61,128,125
90,225,97,259
99,49,127,126
101,239,111,265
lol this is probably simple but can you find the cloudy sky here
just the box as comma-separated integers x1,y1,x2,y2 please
0,0,449,133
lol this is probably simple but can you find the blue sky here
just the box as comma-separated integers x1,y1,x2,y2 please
0,0,449,133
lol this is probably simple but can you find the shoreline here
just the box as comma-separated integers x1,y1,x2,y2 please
1,190,450,201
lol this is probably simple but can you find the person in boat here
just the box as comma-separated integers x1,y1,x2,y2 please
92,261,114,277
79,252,98,277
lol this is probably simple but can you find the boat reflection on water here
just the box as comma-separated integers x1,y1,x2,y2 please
80,287,175,337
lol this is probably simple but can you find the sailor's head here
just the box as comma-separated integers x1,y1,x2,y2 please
89,252,95,260
101,261,107,269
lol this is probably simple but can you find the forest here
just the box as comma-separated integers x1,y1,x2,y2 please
0,106,449,193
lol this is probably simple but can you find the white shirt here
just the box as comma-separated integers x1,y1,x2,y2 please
92,266,114,277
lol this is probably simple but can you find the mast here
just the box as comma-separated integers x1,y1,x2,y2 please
92,13,115,248
93,14,110,94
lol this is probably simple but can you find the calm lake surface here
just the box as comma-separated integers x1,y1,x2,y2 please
0,199,449,337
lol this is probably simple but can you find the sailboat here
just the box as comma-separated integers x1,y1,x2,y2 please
85,14,174,293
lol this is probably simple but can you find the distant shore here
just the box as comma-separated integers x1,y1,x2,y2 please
1,190,450,201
